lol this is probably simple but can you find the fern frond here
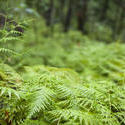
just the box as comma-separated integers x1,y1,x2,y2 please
46,109,102,125
0,48,19,55
0,86,20,98
28,86,55,118
0,37,19,43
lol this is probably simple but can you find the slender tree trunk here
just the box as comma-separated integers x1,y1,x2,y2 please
64,0,74,32
59,0,66,24
76,0,88,33
46,0,54,26
113,0,125,39
114,8,125,39
100,0,109,22
117,9,125,34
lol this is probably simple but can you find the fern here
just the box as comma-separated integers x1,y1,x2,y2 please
15,66,125,125
0,16,25,63
0,86,20,98
0,64,124,125
0,13,125,125
0,48,19,55
28,86,55,118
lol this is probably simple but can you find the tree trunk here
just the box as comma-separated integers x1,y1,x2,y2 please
114,8,125,39
46,0,55,26
100,0,109,22
64,0,74,32
59,0,66,24
113,0,125,39
76,0,88,33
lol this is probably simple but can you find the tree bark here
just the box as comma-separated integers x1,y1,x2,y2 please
100,0,109,22
64,0,74,32
46,0,55,26
59,0,66,24
114,8,125,39
76,0,88,33
113,0,125,39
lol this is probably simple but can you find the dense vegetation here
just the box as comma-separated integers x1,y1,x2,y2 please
0,0,125,125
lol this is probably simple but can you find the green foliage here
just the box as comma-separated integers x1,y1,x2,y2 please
86,22,113,42
0,2,125,124
0,63,22,124
11,21,125,83
0,65,125,125
0,24,21,63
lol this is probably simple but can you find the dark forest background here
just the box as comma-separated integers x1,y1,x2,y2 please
0,0,125,42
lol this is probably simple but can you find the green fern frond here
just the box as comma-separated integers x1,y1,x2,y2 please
28,86,55,118
0,48,19,55
46,109,102,125
0,37,19,43
0,86,20,98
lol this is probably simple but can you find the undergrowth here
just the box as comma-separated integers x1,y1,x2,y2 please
0,18,125,125
0,65,125,125
9,20,125,82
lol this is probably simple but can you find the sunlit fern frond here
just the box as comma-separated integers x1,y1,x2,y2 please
0,37,19,43
27,86,55,118
45,109,107,125
0,86,20,98
0,48,19,55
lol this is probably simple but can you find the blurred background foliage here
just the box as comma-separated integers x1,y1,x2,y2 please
0,0,125,41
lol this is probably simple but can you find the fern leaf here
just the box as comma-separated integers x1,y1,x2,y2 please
28,86,54,118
